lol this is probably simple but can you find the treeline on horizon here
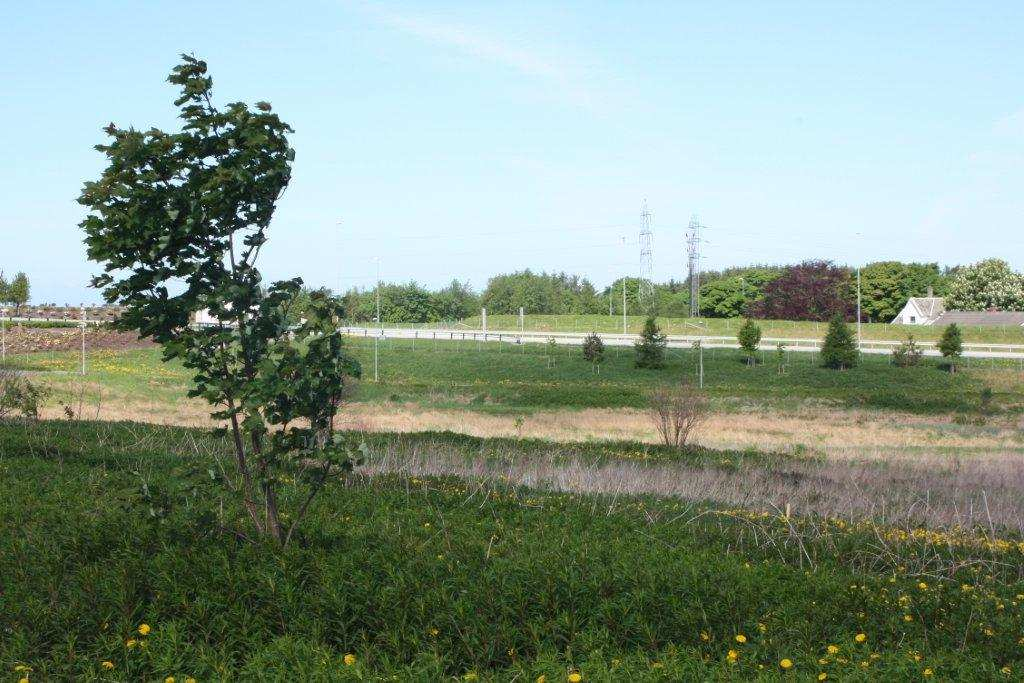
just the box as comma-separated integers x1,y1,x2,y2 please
336,259,1024,324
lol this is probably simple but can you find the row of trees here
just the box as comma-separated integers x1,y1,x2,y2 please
0,272,30,312
736,317,965,371
339,280,478,324
340,258,1023,324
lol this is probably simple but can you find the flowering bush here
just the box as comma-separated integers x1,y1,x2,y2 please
946,259,1024,311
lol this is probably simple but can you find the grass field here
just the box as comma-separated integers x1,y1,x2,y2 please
451,314,1024,345
4,420,1024,680
15,336,1024,417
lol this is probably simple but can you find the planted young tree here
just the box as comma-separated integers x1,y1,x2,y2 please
737,318,761,365
582,331,604,372
938,323,963,373
79,55,363,545
891,334,923,367
0,272,8,308
819,314,858,369
635,316,667,369
9,272,29,313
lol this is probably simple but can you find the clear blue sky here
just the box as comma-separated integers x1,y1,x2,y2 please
2,1,1023,305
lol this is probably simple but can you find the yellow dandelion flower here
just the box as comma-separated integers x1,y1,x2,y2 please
923,668,934,677
126,638,138,649
700,631,710,641
536,676,546,683
1002,667,1012,675
343,654,357,666
186,679,197,683
567,673,583,683
165,678,175,683
780,658,793,670
138,623,151,636
904,614,913,622
101,661,115,670
735,634,747,644
827,645,839,654
727,649,739,663
917,582,928,590
463,674,478,681
818,674,828,681
855,633,867,643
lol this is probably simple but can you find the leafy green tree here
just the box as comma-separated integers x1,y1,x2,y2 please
737,318,762,365
432,279,479,321
656,288,691,317
9,272,29,313
604,277,643,316
0,272,8,308
634,316,667,369
938,323,963,372
79,55,362,545
946,259,1024,311
752,261,854,321
582,331,604,366
819,314,858,369
698,267,781,318
699,277,750,318
860,261,946,322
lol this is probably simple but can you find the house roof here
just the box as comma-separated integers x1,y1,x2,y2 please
906,297,945,319
932,310,1024,327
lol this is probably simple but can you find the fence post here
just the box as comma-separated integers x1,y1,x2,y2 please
80,304,87,375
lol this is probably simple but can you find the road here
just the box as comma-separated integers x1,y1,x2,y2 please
340,326,1024,360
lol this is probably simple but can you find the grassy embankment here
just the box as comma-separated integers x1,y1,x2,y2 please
3,419,1024,680
455,314,1024,345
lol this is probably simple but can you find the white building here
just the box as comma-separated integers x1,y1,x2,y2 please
891,294,944,325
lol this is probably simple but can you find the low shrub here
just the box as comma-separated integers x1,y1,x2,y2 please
0,368,46,419
649,381,706,448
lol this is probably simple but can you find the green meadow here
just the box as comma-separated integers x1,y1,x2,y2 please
3,420,1023,680
14,335,1024,416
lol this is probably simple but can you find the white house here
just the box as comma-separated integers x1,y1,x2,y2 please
891,293,944,325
